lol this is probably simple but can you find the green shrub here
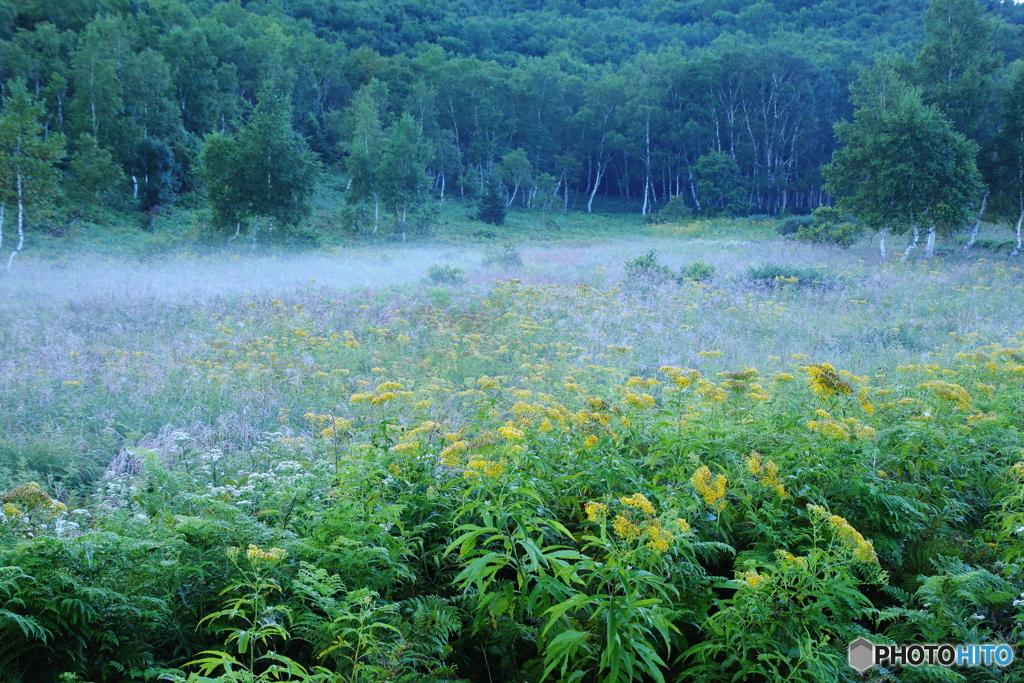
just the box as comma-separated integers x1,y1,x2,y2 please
623,250,675,286
775,215,814,236
425,264,466,285
655,196,693,223
793,207,862,248
679,260,716,281
746,263,835,289
482,240,524,268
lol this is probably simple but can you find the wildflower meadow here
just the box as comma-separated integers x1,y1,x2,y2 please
1,227,1024,682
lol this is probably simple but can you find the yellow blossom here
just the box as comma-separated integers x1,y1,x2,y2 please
439,440,469,467
691,465,727,511
583,435,599,448
245,544,287,564
804,362,854,397
371,392,397,405
612,514,641,541
376,381,404,392
585,501,608,522
645,523,674,553
391,442,419,454
620,493,656,515
497,423,524,440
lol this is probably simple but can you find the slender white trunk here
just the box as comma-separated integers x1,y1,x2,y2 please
925,225,936,258
440,171,445,202
373,193,379,234
964,191,988,251
901,224,920,262
0,204,4,254
132,175,138,200
1013,210,1023,257
587,164,605,213
879,227,886,260
7,175,24,270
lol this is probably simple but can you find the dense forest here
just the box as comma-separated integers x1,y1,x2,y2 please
1,0,1024,241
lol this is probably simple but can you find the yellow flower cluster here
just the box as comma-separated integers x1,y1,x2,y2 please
464,459,505,479
691,465,727,511
583,435,599,448
497,423,524,440
746,451,786,497
919,381,973,410
244,544,287,564
645,522,674,553
439,440,469,467
0,482,66,520
737,570,767,588
376,381,404,392
804,362,854,397
391,442,419,454
585,501,608,521
659,366,701,389
808,504,877,563
676,518,692,535
620,493,656,515
806,415,876,441
612,514,642,541
624,391,656,409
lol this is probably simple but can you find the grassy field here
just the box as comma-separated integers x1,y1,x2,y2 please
1,209,1024,682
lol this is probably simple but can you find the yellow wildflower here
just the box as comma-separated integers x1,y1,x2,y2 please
583,435,599,448
676,518,692,535
376,381,404,392
919,381,973,410
620,493,656,515
691,465,727,511
612,514,641,541
624,392,656,409
391,442,419,454
439,440,469,467
645,523,674,553
371,392,396,405
585,501,608,522
804,362,854,397
246,544,287,564
497,423,524,440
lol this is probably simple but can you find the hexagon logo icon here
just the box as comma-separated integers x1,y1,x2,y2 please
848,638,875,672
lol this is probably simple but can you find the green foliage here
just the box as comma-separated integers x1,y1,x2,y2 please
694,150,747,217
678,260,716,282
746,263,835,289
776,215,814,236
475,176,507,227
656,196,693,223
481,240,523,268
424,264,465,285
794,207,864,248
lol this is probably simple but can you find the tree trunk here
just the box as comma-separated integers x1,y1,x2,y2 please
901,224,920,262
7,175,24,270
132,175,138,200
964,191,988,251
879,227,886,261
373,193,380,234
440,171,445,203
1013,210,1023,257
925,225,936,258
587,163,605,213
0,204,4,255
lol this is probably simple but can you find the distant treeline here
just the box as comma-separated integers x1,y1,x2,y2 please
1,0,1024,229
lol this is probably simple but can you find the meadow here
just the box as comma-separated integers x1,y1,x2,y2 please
1,214,1023,683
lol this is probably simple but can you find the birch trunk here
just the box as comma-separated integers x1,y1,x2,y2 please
0,204,4,255
879,227,886,260
1013,210,1023,257
901,224,920,262
964,191,988,251
925,225,937,258
7,175,24,270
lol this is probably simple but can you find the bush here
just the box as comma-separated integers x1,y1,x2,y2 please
775,215,814,236
655,196,693,223
678,260,716,282
483,241,524,268
624,250,676,285
425,264,466,285
746,263,835,289
794,207,862,248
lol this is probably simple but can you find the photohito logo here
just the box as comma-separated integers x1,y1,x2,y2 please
848,638,1014,672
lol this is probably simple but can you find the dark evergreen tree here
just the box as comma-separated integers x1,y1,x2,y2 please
477,175,507,226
